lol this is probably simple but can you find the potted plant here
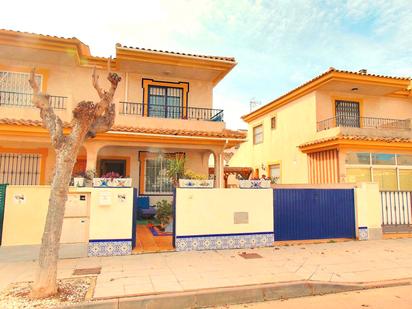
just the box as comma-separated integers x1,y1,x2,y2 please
93,171,132,187
179,169,214,188
239,175,271,188
73,172,86,187
166,156,186,187
155,200,173,231
72,169,95,187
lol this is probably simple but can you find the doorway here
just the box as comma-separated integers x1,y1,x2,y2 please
99,159,126,177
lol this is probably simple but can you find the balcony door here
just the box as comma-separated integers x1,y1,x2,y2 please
335,100,360,128
0,71,42,107
148,86,183,119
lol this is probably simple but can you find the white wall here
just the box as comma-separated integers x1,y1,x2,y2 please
175,188,273,236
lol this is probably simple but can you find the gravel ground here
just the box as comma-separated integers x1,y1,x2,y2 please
0,277,92,308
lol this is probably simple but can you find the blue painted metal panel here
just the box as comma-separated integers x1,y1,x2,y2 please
131,188,138,249
274,189,356,241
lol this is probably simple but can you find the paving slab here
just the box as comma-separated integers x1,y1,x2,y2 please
1,238,412,305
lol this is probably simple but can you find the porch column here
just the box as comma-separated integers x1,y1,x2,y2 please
214,151,224,188
85,143,101,173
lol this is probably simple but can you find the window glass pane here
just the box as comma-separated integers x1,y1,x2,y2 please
0,71,42,107
145,157,172,193
148,87,166,118
371,153,396,165
253,125,263,144
397,154,412,166
269,164,280,183
346,168,371,183
346,153,370,165
373,169,397,191
271,117,276,129
399,170,412,191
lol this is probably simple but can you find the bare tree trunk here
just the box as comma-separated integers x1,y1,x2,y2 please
30,147,79,297
28,66,120,299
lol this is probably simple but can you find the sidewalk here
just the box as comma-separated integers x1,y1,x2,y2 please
1,238,412,300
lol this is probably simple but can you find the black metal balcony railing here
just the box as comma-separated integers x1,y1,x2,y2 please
317,116,410,131
0,91,67,110
119,102,224,122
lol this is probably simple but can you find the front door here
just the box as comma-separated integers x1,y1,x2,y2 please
99,159,126,177
335,100,360,128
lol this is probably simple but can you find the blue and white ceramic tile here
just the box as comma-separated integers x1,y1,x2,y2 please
176,233,274,251
88,240,132,256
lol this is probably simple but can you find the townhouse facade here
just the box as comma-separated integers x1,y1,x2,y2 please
0,29,246,203
230,68,412,191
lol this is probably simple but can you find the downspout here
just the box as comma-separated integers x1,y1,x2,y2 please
124,72,129,101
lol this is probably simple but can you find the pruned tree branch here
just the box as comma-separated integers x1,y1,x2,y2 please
29,69,65,149
92,67,104,99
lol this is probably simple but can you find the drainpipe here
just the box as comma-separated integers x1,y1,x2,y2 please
125,72,129,101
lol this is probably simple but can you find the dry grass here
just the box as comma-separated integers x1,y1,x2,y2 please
0,277,94,308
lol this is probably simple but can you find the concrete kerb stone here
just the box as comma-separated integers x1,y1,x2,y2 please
61,278,412,309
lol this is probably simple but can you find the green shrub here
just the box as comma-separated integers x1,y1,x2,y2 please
156,200,173,228
184,169,208,180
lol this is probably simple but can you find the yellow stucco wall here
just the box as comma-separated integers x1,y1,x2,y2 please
175,188,273,236
354,182,382,239
316,90,412,122
87,187,134,240
230,92,317,183
2,186,134,246
2,186,50,245
0,51,220,132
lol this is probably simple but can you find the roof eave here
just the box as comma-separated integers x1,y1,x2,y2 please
242,70,412,123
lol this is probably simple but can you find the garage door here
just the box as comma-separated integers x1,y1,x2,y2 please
274,189,356,241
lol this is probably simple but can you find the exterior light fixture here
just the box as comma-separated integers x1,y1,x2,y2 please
351,87,359,92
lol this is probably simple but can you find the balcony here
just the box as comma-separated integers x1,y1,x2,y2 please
0,91,67,110
119,102,224,122
315,116,412,141
317,116,411,132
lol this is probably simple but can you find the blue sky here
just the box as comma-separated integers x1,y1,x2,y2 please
1,0,411,129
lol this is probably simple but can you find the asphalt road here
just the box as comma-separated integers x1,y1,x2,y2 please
211,285,412,309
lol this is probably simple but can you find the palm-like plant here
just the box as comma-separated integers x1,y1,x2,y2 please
166,156,186,187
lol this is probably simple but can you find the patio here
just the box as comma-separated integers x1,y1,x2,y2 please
133,224,174,254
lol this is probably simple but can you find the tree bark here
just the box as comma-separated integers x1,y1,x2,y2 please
30,147,79,297
28,67,121,298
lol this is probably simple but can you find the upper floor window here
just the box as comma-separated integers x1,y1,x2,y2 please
0,71,42,93
0,71,42,107
148,86,183,119
335,100,360,128
253,125,263,144
271,116,277,129
269,164,280,184
142,79,189,120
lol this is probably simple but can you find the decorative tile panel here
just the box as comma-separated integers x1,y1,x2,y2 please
88,240,132,256
175,232,274,251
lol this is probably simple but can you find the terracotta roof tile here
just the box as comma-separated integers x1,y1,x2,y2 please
0,28,77,40
243,68,411,121
0,118,246,139
117,44,236,63
299,134,412,148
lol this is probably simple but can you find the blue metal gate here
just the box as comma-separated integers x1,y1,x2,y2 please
274,189,356,241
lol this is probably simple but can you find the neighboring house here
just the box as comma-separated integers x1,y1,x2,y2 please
230,68,412,191
0,29,246,202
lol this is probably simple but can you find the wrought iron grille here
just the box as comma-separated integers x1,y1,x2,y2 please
0,153,41,185
120,101,224,121
0,91,67,110
317,116,410,131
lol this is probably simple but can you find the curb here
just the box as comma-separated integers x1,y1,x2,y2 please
65,278,412,309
